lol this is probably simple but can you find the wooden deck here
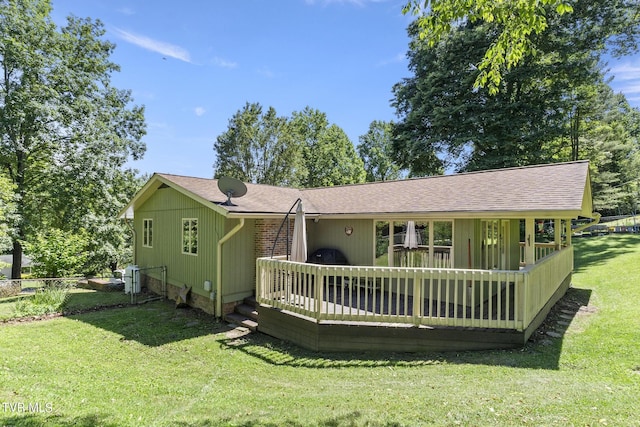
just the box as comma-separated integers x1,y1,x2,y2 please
256,248,574,352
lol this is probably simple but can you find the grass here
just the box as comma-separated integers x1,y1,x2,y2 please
600,215,639,227
1,235,639,426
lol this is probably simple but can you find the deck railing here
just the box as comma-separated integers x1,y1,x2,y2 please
519,242,558,265
256,247,573,332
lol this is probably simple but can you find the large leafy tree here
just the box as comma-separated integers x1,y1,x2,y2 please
0,0,146,278
213,102,304,186
357,120,402,182
393,0,640,175
549,86,640,216
290,107,365,188
403,0,620,94
214,105,365,188
0,172,14,252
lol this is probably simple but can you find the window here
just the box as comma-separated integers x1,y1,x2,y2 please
375,220,453,268
143,219,153,248
433,221,453,268
182,218,198,255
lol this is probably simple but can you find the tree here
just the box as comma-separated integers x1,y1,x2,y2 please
402,0,640,94
291,107,365,187
214,105,366,188
0,0,146,278
0,172,14,252
392,0,640,175
402,0,575,93
213,102,304,186
565,89,640,215
357,120,402,182
25,228,88,278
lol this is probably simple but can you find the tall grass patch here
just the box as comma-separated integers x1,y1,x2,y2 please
12,286,69,317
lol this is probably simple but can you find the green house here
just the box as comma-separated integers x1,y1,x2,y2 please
121,161,596,351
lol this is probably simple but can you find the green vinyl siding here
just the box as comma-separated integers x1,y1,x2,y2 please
307,219,374,266
220,218,256,304
135,187,224,298
135,186,257,305
454,219,480,269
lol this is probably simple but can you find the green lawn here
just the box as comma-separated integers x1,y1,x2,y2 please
1,235,639,426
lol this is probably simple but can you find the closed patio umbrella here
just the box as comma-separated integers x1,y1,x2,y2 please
290,201,307,262
403,221,419,249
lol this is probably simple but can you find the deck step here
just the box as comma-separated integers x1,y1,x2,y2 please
225,312,258,332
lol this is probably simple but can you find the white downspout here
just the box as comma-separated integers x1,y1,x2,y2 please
216,218,245,317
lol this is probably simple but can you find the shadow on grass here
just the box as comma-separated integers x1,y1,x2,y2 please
65,297,229,347
219,287,592,371
573,234,640,272
0,413,119,427
169,411,403,427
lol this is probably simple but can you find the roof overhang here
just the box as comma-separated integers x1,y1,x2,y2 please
119,174,230,219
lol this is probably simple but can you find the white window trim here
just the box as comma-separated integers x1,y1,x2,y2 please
143,218,153,248
377,219,454,268
182,218,198,256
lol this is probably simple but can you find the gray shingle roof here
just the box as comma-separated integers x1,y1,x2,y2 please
145,161,592,219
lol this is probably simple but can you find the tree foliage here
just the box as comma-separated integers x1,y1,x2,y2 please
214,104,365,188
547,86,640,215
25,228,88,278
0,172,14,252
357,120,402,182
291,107,365,188
0,0,146,277
402,0,576,93
393,0,640,176
213,102,304,186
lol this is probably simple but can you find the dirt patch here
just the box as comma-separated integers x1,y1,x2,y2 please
529,287,596,344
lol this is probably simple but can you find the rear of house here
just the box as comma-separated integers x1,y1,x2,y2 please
122,161,597,351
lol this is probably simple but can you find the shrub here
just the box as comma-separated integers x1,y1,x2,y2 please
25,229,89,278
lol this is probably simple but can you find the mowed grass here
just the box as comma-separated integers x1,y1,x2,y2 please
1,235,639,426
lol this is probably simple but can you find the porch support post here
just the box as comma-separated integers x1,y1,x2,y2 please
388,221,394,267
554,218,562,249
524,218,535,266
565,219,572,246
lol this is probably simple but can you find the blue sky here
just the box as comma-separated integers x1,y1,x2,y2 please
50,0,640,179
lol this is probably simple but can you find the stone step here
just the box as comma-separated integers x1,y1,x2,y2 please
225,312,258,332
243,295,258,309
235,303,258,321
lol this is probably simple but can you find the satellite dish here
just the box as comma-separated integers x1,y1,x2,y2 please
217,177,247,206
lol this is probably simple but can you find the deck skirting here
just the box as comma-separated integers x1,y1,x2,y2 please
258,305,526,352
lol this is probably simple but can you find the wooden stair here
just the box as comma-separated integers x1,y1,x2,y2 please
225,296,258,332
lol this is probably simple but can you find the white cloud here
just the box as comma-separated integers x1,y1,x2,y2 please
117,7,135,16
257,66,275,78
113,28,191,63
608,61,640,105
609,64,640,81
194,107,206,117
213,56,238,69
377,52,406,67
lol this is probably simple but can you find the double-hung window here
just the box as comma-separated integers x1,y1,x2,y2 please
143,219,153,248
182,218,198,255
